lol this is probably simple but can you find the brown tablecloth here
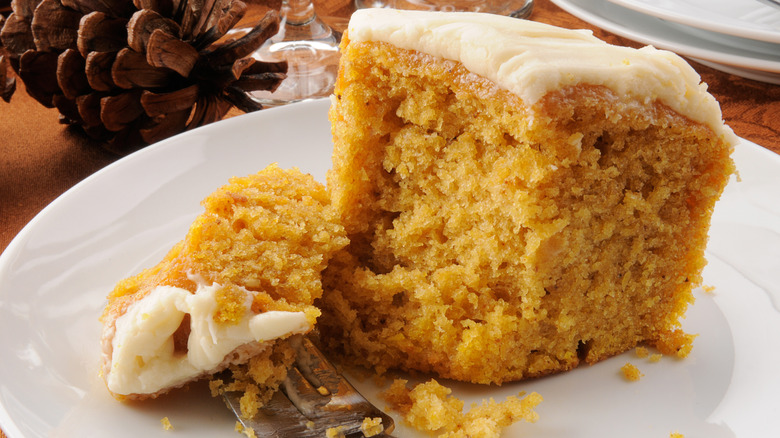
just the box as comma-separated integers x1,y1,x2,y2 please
1,0,778,436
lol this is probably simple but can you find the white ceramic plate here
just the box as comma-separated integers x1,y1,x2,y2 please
1,99,779,438
691,58,780,86
551,0,780,82
606,0,780,44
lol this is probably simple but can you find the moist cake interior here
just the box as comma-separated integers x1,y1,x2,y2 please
320,32,735,384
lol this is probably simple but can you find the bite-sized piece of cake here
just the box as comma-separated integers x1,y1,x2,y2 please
321,10,736,385
100,164,348,400
209,338,298,419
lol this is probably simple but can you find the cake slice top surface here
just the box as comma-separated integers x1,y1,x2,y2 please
347,9,736,144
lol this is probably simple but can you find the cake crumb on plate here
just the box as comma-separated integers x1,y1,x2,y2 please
361,417,385,437
326,425,348,438
381,378,541,437
160,417,173,431
621,363,643,381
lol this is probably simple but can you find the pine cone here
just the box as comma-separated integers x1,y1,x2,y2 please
0,0,286,153
0,5,17,101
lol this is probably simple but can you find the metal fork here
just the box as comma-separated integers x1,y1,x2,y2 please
222,336,395,437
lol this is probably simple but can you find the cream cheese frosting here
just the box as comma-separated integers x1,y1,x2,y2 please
106,282,310,396
346,9,737,144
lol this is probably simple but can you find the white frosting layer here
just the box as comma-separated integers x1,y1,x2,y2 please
107,283,310,396
347,9,736,143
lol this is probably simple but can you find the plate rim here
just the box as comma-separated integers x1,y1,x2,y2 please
551,0,780,75
606,0,780,44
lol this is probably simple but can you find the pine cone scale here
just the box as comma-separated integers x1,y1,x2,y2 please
245,58,286,74
188,94,230,128
229,56,253,79
139,107,189,143
112,47,174,89
100,88,144,131
140,83,197,116
1,54,17,102
132,0,176,19
18,49,59,106
62,0,134,16
84,50,116,90
57,48,90,99
202,12,277,67
77,12,129,56
13,0,41,17
214,0,245,36
31,0,81,52
146,28,197,77
190,0,217,38
53,92,83,123
75,91,105,127
233,72,285,93
127,9,179,53
1,13,36,56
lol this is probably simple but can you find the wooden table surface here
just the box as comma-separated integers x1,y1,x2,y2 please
1,0,778,436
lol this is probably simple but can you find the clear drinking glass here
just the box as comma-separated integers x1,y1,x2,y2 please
246,0,341,105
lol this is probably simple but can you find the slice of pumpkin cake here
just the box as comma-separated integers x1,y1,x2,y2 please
100,164,347,400
320,9,737,385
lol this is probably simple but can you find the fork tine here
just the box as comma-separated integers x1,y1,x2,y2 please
225,387,316,437
289,335,350,395
284,336,396,434
281,365,332,413
222,336,395,437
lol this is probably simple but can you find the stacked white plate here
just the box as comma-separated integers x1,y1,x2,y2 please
551,0,780,84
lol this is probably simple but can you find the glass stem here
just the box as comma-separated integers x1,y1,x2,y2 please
284,0,317,26
274,0,333,43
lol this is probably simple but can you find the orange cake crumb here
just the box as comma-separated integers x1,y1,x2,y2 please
621,363,643,381
635,347,650,358
211,340,297,419
234,421,257,438
655,329,697,358
361,417,385,437
160,417,173,431
326,425,348,438
381,378,541,437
